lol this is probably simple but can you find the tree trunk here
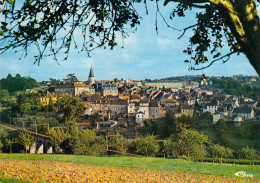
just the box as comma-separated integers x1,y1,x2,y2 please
212,0,260,76
244,42,260,76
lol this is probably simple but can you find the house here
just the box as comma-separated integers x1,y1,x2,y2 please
130,94,141,102
179,94,195,106
232,107,255,119
74,82,95,96
98,84,118,97
138,99,150,119
239,98,257,107
54,82,94,96
128,102,139,117
164,99,179,107
136,111,146,125
149,101,160,119
54,82,74,96
110,99,128,117
118,93,130,100
217,106,228,119
180,105,194,117
203,99,219,113
39,91,57,106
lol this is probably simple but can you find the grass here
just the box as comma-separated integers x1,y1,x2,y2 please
0,177,30,183
0,154,259,179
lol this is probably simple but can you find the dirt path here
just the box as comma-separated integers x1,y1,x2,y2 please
0,159,258,182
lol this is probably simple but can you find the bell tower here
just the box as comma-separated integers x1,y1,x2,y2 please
88,66,95,85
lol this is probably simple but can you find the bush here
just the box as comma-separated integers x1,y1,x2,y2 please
74,129,106,155
108,131,128,154
237,147,258,160
209,144,233,158
168,126,209,158
164,138,178,158
194,157,260,165
132,135,159,157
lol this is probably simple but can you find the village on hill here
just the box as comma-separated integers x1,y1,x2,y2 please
39,67,260,128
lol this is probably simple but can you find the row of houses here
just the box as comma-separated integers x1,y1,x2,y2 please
39,70,259,124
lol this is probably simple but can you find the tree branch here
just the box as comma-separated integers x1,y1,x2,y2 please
192,51,236,70
178,23,198,39
156,1,181,32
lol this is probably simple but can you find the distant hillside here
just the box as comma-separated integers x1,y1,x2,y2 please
156,75,201,82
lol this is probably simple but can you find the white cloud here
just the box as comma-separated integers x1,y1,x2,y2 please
157,38,171,49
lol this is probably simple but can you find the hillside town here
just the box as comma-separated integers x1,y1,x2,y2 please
38,67,260,127
0,68,259,164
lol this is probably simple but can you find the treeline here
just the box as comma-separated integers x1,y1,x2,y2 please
211,77,260,100
3,123,259,164
0,73,39,93
1,93,85,122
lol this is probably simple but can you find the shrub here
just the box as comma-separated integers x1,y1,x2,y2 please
108,131,128,154
132,135,159,157
237,147,258,160
209,144,233,158
74,129,106,155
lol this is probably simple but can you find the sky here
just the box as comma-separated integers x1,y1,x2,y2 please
0,1,258,82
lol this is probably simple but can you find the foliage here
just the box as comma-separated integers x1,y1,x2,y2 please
212,77,260,100
150,121,159,135
4,138,17,153
0,127,9,139
209,144,233,158
194,157,260,165
166,126,210,158
9,91,42,115
61,120,79,154
0,74,39,93
163,109,177,138
0,141,3,150
239,120,259,139
164,138,179,158
0,0,140,63
237,147,259,160
132,135,159,157
216,119,228,145
55,95,86,122
47,96,55,112
0,89,10,98
48,128,68,153
18,133,34,154
1,1,260,75
163,0,260,75
19,103,31,115
108,131,128,154
74,129,106,155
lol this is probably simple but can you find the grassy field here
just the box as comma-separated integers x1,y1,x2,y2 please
2,159,258,183
0,177,30,183
0,154,259,179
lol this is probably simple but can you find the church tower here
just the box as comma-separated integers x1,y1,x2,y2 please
88,66,95,85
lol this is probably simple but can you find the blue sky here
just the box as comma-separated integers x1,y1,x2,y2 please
0,1,258,82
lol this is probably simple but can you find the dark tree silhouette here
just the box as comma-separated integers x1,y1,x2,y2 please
0,0,259,75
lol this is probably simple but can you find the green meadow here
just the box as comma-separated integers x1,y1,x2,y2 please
0,154,259,179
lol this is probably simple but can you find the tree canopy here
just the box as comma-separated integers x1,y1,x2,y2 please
55,95,86,122
0,0,259,75
0,73,39,93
